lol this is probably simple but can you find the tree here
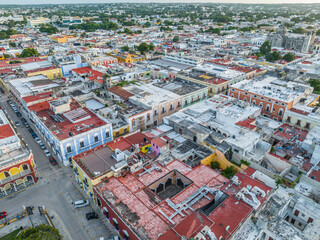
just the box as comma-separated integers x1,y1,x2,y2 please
292,27,306,34
124,28,132,34
211,161,220,169
137,42,149,54
9,42,16,47
3,53,11,59
222,166,236,179
48,49,54,56
14,224,62,240
20,48,40,58
121,45,130,51
205,27,220,34
39,24,58,35
260,41,271,55
266,51,282,62
149,42,155,51
143,22,151,28
173,36,179,42
283,53,296,62
177,26,184,30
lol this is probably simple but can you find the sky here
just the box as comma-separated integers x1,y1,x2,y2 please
1,0,320,5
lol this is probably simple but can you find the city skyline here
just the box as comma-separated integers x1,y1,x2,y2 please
1,0,320,5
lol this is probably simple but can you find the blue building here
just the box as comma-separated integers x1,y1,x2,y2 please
30,97,113,166
52,55,88,77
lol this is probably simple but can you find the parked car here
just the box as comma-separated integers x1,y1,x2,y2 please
21,118,27,124
16,111,21,117
15,121,20,127
31,133,38,138
44,149,51,157
0,87,5,93
35,138,42,144
49,157,57,165
86,211,98,220
0,211,7,219
28,128,34,134
39,143,46,149
74,200,89,208
24,122,30,128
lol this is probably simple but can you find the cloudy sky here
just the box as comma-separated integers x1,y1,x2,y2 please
1,0,320,4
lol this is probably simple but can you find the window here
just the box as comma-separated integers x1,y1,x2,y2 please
294,210,299,216
287,116,291,123
232,89,235,91
298,222,302,227
66,146,72,153
79,141,85,148
154,110,157,116
268,99,271,102
170,104,173,111
275,101,279,104
305,122,310,129
105,131,110,139
308,217,313,223
94,135,99,143
278,109,283,116
254,95,257,98
296,120,301,126
245,92,248,95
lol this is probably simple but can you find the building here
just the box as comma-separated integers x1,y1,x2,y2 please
229,76,312,121
268,25,315,53
29,97,113,165
27,17,50,27
106,51,145,64
0,109,37,198
93,160,271,240
52,55,88,76
164,52,204,66
62,16,83,26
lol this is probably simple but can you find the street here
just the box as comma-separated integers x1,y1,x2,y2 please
0,94,113,240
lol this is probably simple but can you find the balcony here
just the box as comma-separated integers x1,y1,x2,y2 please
0,169,31,185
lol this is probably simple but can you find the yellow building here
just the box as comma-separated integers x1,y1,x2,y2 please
203,141,242,172
51,36,67,43
27,67,63,80
106,50,145,64
72,146,117,203
112,125,130,138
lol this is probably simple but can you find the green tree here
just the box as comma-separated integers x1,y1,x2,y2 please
283,53,296,62
205,27,220,34
39,24,58,35
173,36,179,42
9,42,16,47
266,51,282,62
149,42,155,51
48,49,54,56
20,48,40,58
143,22,151,28
292,27,306,34
14,224,62,240
3,53,11,59
260,41,271,55
137,42,149,54
222,166,236,179
121,45,130,51
0,32,7,40
211,161,220,169
177,26,184,30
124,28,133,34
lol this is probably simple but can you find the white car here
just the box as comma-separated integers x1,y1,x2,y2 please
74,200,89,208
35,138,42,144
44,149,51,157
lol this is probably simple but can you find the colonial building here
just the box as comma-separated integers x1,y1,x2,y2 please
0,109,37,198
268,25,315,53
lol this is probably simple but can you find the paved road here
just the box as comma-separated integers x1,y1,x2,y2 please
0,95,113,240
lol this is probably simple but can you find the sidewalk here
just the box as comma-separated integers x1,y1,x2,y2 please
72,181,122,240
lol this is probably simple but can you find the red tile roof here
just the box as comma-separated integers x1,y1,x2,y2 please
0,124,15,139
108,86,134,100
22,91,53,104
236,118,256,130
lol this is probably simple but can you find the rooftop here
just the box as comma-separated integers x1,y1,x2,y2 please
231,76,308,103
35,99,109,140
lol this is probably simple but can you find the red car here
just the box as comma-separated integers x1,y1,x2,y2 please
49,157,57,165
0,211,7,219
